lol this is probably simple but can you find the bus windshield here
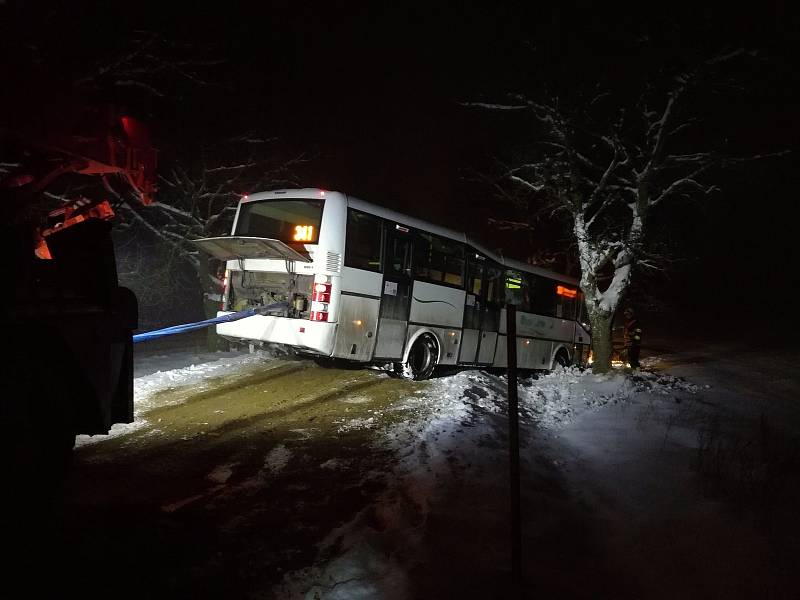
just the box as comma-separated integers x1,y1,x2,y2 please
235,199,324,244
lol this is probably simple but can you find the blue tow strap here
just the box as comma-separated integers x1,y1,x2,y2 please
133,302,289,343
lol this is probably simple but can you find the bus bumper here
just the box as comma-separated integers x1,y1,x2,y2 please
215,312,336,356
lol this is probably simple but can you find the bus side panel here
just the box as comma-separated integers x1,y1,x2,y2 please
514,312,575,342
374,319,407,359
341,266,382,296
534,340,554,368
332,295,379,361
574,322,590,346
492,335,551,368
493,334,507,367
477,331,498,364
458,329,480,363
517,337,534,367
550,319,577,343
495,309,576,369
409,281,465,328
340,267,388,359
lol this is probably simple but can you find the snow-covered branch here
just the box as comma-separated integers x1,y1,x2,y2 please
652,165,717,206
585,142,624,221
663,152,716,165
460,101,529,111
509,175,545,193
150,201,199,222
205,162,260,173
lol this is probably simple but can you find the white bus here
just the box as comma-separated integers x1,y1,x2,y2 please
193,188,591,380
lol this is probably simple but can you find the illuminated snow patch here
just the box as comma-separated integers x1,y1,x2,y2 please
337,416,376,433
340,395,372,404
276,362,701,598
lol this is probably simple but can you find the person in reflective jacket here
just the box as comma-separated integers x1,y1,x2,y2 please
623,307,643,369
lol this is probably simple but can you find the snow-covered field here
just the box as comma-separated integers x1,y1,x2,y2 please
274,365,705,599
85,346,789,598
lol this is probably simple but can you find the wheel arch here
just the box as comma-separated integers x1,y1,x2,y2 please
550,343,572,369
402,327,442,364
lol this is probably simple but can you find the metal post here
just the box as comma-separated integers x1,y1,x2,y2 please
506,303,521,583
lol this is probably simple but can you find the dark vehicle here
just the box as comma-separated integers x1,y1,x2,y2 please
0,106,156,475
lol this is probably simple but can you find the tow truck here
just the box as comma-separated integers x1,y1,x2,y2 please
0,105,157,476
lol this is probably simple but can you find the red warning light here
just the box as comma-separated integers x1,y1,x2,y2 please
556,285,577,298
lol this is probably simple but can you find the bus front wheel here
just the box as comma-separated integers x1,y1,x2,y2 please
394,335,438,381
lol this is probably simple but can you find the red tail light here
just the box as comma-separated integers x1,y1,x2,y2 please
312,282,332,303
310,278,332,322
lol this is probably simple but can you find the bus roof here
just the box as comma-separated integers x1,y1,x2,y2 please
240,188,334,204
346,196,467,244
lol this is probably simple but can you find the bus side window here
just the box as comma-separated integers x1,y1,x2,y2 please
413,233,433,279
345,209,383,272
413,233,465,288
486,265,503,304
506,271,529,310
441,239,465,287
463,259,484,329
467,257,484,296
557,292,576,319
525,275,537,311
387,236,411,275
530,275,556,316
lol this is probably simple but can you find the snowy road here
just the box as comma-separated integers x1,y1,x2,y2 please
56,344,800,599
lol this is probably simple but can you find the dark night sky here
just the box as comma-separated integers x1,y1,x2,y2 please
3,1,798,334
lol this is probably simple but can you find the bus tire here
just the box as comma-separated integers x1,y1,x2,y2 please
395,334,438,381
554,349,571,369
313,356,336,368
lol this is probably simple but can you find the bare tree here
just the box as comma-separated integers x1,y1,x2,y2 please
111,138,304,329
2,19,303,333
467,50,787,373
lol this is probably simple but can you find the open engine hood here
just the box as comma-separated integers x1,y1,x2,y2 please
191,236,312,263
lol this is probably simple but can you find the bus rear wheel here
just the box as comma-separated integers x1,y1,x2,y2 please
554,349,571,369
394,335,438,380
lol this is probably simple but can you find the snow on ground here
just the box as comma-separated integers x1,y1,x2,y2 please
276,366,700,599
75,348,276,447
81,345,772,597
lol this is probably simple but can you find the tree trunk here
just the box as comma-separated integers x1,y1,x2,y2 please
589,311,614,374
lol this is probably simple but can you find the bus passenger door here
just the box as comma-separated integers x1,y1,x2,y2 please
459,256,484,364
477,263,503,364
374,227,412,360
